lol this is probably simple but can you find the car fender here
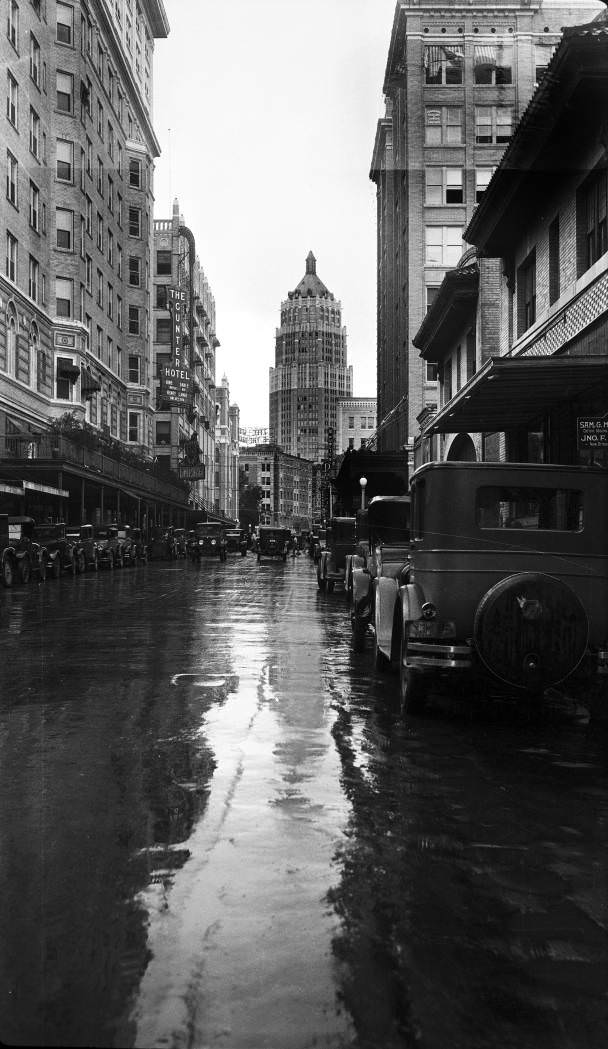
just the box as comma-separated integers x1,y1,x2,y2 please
398,582,426,625
352,566,371,612
374,576,399,659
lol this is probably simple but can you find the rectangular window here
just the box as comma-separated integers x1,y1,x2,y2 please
96,213,103,251
425,226,463,267
475,106,513,145
424,44,463,85
97,99,104,137
476,486,583,531
474,43,512,85
97,157,103,196
97,269,103,308
156,284,167,307
535,43,557,86
128,305,140,334
107,282,113,319
96,326,102,358
85,254,92,292
156,249,172,275
128,206,141,237
128,355,141,383
30,33,40,85
7,1,18,48
7,71,18,126
466,330,476,381
128,412,140,442
128,256,140,286
85,194,92,233
156,317,171,343
426,362,438,382
56,276,72,317
56,70,73,113
6,150,18,205
29,254,39,301
580,167,608,274
56,207,73,249
425,167,464,206
426,285,440,313
517,250,536,335
348,415,354,428
549,216,560,305
424,106,463,147
475,167,495,203
56,3,73,45
6,231,17,282
129,157,141,188
107,229,113,266
29,107,40,157
117,295,122,329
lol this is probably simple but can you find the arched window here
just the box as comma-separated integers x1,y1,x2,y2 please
30,322,39,389
6,304,18,376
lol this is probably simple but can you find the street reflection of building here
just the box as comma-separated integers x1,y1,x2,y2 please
0,1,200,526
215,375,239,522
269,253,353,464
240,444,313,530
336,397,377,453
153,200,231,514
371,0,604,457
414,10,608,469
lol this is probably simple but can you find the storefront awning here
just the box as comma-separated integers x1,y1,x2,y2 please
57,357,80,382
81,365,102,396
425,355,608,435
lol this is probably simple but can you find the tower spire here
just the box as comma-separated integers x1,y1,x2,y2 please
306,251,316,275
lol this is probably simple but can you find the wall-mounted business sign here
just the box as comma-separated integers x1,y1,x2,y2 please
177,463,206,481
577,416,608,448
161,364,191,405
167,286,187,368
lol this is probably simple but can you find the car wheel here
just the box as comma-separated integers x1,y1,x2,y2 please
374,633,390,672
2,557,15,588
399,632,428,716
19,557,32,585
51,556,61,580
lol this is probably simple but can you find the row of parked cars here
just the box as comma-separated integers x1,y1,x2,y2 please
315,460,608,721
0,515,149,586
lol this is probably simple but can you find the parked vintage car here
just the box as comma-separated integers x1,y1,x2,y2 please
396,461,608,718
173,528,188,558
148,526,175,561
189,522,227,562
33,522,78,578
317,517,356,592
1,515,47,586
344,508,369,602
65,523,101,571
226,529,248,556
128,527,148,564
256,526,291,562
351,495,411,664
93,525,123,569
113,525,135,566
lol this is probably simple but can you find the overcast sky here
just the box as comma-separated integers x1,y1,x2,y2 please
152,0,397,427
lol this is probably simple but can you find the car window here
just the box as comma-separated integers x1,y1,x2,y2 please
476,486,583,531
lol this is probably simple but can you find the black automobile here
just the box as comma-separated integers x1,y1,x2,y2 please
1,515,47,586
65,523,102,571
226,529,248,556
256,526,291,562
189,522,227,562
33,522,78,578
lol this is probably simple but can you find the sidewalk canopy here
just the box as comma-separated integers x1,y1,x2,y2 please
425,355,608,435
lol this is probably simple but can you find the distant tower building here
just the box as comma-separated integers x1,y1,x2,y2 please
269,253,353,463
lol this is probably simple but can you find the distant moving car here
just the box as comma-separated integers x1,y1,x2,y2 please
396,461,608,718
33,522,77,578
226,529,248,556
189,522,227,562
1,515,47,585
317,517,356,592
256,526,291,562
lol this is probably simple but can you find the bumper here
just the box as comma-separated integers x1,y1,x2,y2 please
407,641,473,672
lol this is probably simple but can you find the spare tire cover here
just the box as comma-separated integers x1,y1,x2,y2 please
473,572,588,690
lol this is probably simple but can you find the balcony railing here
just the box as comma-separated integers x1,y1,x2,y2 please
0,435,189,504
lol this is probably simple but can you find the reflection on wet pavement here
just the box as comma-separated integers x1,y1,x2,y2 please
0,557,607,1048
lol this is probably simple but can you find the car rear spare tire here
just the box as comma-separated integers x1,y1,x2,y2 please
474,572,588,692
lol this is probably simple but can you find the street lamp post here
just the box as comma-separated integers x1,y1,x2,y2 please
360,476,367,511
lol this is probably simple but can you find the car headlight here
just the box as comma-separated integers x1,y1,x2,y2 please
211,539,216,545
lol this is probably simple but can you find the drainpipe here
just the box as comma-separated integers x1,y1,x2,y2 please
179,225,196,369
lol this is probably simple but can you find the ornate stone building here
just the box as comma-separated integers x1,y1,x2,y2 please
269,252,352,463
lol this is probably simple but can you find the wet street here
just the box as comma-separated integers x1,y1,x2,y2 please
0,554,607,1049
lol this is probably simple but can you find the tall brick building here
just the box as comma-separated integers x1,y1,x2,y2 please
269,252,353,463
370,0,603,456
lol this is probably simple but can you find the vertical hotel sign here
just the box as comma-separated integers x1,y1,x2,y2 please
161,287,191,404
